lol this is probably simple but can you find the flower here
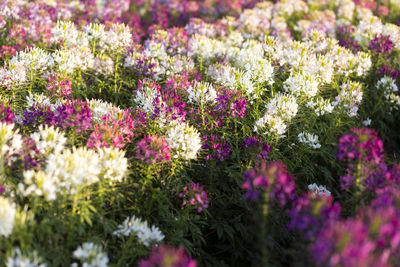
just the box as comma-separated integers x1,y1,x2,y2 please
139,245,196,267
0,101,14,124
165,122,202,160
202,134,231,161
87,109,135,149
6,248,47,267
72,242,108,267
242,136,271,160
0,196,16,237
179,182,209,212
368,34,393,55
337,128,384,164
242,161,296,205
136,135,171,164
298,131,321,149
113,216,164,246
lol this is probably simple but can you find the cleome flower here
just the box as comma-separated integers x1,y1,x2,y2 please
165,122,202,160
113,216,165,247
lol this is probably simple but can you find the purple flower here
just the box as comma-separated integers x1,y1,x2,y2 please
139,245,196,267
336,25,360,52
4,136,43,171
378,65,398,79
55,99,92,133
242,137,271,160
202,134,231,161
288,193,340,240
368,34,393,55
215,88,247,119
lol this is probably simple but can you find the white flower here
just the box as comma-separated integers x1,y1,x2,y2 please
187,81,217,105
0,122,19,158
6,248,46,267
26,93,64,112
104,23,132,52
19,146,128,200
113,216,164,247
30,125,67,155
87,99,122,123
332,81,363,117
306,98,334,116
51,21,89,48
9,47,54,74
97,147,128,183
20,148,97,200
308,183,331,197
92,55,114,76
284,72,319,98
254,93,297,137
265,93,298,121
377,76,400,111
363,118,372,126
207,64,237,88
72,242,108,267
188,34,226,61
298,131,321,149
165,122,202,160
254,114,287,137
0,197,16,237
133,83,160,114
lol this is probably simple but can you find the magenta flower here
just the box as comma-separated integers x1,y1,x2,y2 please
337,128,384,165
179,182,209,213
46,75,72,98
215,88,247,119
139,245,196,267
54,99,93,133
136,135,171,164
0,102,15,124
242,161,296,205
87,109,135,149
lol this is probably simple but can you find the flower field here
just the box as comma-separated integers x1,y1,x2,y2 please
1,0,400,266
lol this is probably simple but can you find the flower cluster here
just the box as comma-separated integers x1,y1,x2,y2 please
72,242,109,267
46,75,72,98
202,134,231,161
19,147,128,200
0,102,15,124
242,161,295,205
179,182,209,213
139,245,197,267
297,131,321,149
113,216,165,246
242,136,271,160
0,0,400,265
337,128,384,164
0,196,16,237
254,93,298,137
87,109,135,149
135,135,172,164
165,122,202,160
